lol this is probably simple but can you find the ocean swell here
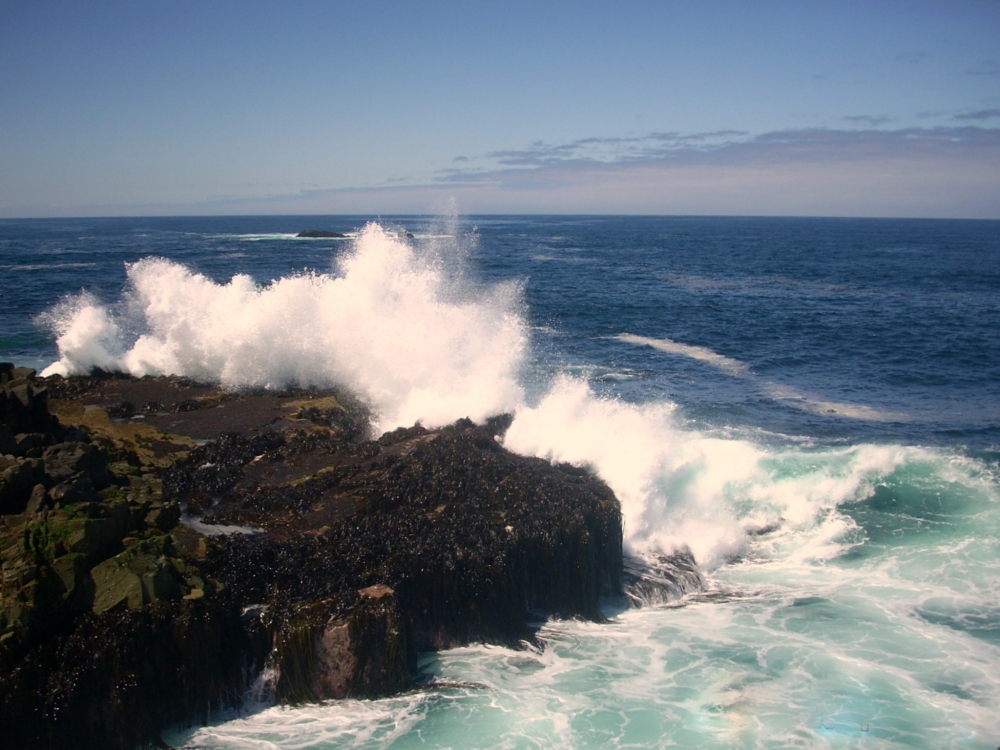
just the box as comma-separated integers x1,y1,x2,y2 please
39,221,928,569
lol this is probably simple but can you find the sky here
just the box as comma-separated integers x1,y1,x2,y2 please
1,0,999,218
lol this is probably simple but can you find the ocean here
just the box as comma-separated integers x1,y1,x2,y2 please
1,214,998,748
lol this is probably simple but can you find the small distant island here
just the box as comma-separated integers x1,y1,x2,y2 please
296,229,348,238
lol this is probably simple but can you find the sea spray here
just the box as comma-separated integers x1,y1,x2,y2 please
39,292,125,374
41,223,527,430
15,214,1000,748
504,376,918,567
40,223,918,570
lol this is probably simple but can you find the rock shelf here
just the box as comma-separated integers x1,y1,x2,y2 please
1,366,625,750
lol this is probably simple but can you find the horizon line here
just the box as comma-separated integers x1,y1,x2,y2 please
4,212,1000,222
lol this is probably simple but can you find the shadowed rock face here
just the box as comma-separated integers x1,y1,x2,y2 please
0,369,625,750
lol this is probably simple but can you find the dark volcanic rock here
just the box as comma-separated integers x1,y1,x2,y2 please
272,583,412,703
0,598,248,750
1,363,60,440
200,415,623,648
1,371,628,750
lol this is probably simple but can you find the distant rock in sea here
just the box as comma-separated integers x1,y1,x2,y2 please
296,230,347,238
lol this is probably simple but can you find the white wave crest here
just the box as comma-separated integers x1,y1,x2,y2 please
504,376,910,566
615,332,905,422
614,333,750,376
39,223,925,570
41,223,526,431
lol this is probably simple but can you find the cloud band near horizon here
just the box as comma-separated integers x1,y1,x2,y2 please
4,125,999,219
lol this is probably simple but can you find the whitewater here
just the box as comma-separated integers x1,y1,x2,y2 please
3,214,999,748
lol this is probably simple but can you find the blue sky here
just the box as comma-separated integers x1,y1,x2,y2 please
2,1,998,217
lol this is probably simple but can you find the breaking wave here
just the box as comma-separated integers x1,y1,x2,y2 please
39,222,967,569
41,223,526,431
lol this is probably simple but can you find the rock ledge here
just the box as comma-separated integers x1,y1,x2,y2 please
1,367,624,749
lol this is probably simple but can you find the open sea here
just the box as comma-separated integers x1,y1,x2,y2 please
1,214,999,748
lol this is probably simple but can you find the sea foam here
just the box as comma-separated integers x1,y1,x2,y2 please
503,375,909,566
41,222,914,568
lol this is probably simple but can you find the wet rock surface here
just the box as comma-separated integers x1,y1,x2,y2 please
1,366,625,750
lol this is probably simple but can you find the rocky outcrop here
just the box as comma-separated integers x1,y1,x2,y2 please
1,367,625,750
296,229,348,238
271,583,412,704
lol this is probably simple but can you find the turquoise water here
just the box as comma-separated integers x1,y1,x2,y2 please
164,446,999,749
2,215,999,748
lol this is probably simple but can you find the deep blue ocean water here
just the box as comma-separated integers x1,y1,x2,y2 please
1,215,999,748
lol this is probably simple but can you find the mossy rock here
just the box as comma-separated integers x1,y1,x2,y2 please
90,536,188,614
91,557,144,614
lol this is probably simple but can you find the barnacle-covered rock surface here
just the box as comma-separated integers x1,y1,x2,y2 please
0,365,623,750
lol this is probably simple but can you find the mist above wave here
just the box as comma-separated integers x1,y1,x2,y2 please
41,223,527,431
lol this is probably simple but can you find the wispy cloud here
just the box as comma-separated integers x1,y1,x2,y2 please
953,109,1000,121
476,130,755,170
47,125,996,219
438,126,1000,185
668,129,749,142
966,60,1000,76
896,52,932,63
843,115,894,126
489,141,586,166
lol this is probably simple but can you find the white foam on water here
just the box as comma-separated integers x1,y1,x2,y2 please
170,585,1000,749
212,233,355,242
40,292,126,374
614,333,750,376
164,692,431,749
39,218,990,577
40,223,526,431
615,332,905,422
35,220,1000,748
761,381,907,422
503,375,910,568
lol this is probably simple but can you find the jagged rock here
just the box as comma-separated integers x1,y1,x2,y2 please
1,370,56,435
13,432,53,459
0,457,45,514
0,364,35,384
2,371,628,750
285,584,413,702
24,484,49,514
88,536,189,614
48,478,101,507
42,442,111,489
0,598,250,750
49,552,92,609
91,556,145,613
0,425,14,455
144,500,180,531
